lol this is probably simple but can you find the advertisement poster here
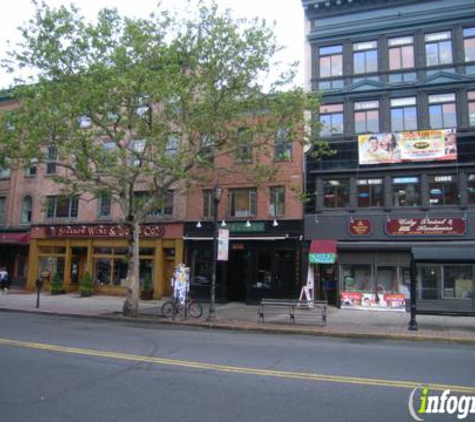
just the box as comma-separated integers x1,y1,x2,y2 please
358,129,457,165
218,229,229,261
340,292,407,312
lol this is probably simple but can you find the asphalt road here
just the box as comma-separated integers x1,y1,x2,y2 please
0,312,474,422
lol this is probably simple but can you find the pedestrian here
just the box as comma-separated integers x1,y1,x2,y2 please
0,267,9,293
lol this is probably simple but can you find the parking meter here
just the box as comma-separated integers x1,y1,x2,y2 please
36,278,43,308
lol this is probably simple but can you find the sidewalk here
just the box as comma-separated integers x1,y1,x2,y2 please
1,289,474,344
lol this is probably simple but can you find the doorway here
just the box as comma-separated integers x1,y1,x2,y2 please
228,249,248,302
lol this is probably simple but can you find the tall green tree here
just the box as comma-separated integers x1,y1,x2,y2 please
0,1,327,317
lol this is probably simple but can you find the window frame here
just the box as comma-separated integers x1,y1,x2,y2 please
392,176,421,207
21,196,33,224
353,41,378,75
463,27,475,62
0,197,6,225
269,186,285,217
228,188,257,218
428,175,458,206
319,45,343,78
390,97,417,132
424,31,453,67
388,36,415,70
322,179,350,209
46,196,79,219
274,126,293,162
319,104,344,136
98,194,112,218
357,178,383,208
354,101,379,134
46,146,58,175
428,93,457,129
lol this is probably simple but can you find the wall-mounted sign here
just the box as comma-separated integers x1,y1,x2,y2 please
309,240,337,264
47,224,166,238
386,217,466,236
358,129,457,165
349,218,372,236
226,222,265,233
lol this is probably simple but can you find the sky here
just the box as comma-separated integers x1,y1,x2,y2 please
0,0,306,89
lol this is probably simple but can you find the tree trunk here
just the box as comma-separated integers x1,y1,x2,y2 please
123,220,140,317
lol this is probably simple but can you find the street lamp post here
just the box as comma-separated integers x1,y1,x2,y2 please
207,183,223,321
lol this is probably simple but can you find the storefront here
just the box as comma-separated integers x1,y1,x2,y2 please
27,223,184,298
305,213,475,313
184,220,303,304
0,230,30,287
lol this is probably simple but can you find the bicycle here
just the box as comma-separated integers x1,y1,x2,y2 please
161,297,203,319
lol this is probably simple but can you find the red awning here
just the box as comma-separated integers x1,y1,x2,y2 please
309,240,337,254
0,232,29,245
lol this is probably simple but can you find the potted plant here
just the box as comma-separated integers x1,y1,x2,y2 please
79,271,94,297
140,276,154,300
50,272,65,295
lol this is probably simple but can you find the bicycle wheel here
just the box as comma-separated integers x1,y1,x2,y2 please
161,301,177,318
187,300,203,318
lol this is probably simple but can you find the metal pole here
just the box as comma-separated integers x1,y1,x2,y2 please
207,195,219,321
408,256,418,331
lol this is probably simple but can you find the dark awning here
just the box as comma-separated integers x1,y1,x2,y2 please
0,232,29,245
412,246,475,263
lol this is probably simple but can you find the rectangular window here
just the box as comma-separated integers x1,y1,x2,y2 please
46,196,79,218
319,104,344,136
463,27,475,62
388,36,414,70
354,101,379,133
341,265,372,293
0,159,11,179
425,31,452,66
25,158,38,177
165,136,179,157
428,93,457,129
131,139,146,167
393,176,420,207
138,191,173,217
468,91,475,127
228,189,257,217
98,194,111,217
199,134,215,162
428,175,458,206
443,265,473,300
390,97,417,132
467,174,475,204
235,127,253,162
353,41,378,74
0,197,5,224
323,179,349,208
274,127,292,161
46,146,57,174
203,190,212,219
319,45,343,78
269,186,285,217
357,179,383,208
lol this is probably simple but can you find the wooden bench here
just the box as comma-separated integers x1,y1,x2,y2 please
258,299,328,327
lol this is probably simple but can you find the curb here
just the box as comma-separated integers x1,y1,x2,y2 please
2,307,475,345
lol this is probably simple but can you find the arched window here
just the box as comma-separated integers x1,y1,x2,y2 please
21,196,32,224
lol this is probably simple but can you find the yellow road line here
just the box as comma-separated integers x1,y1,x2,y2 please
1,337,474,394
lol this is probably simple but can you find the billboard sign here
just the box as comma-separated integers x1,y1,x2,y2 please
358,129,457,165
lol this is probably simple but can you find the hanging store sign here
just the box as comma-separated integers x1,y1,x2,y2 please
46,224,166,238
385,217,466,236
218,229,229,261
349,218,372,236
309,240,337,264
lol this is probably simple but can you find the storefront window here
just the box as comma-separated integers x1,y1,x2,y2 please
38,257,65,280
428,175,458,206
95,258,112,285
323,179,350,208
393,176,420,207
443,266,473,300
376,266,399,294
468,174,475,204
357,178,383,207
341,265,372,292
418,265,441,300
139,260,153,287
